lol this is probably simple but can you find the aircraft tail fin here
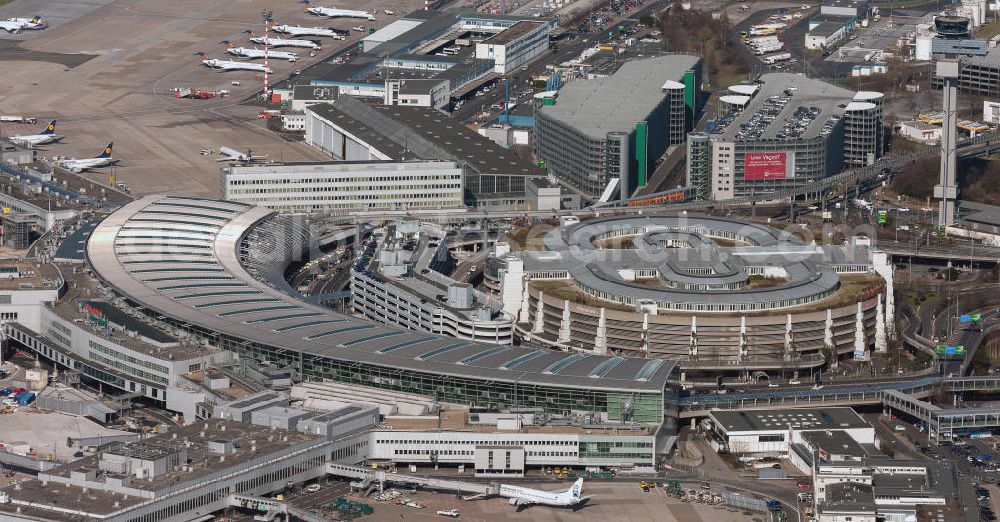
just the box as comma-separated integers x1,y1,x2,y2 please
96,143,113,159
566,478,584,503
40,120,56,135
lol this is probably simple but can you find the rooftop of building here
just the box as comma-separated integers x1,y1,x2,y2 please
511,214,878,312
960,44,1000,66
222,159,463,175
380,409,657,435
0,260,62,290
901,120,939,131
482,20,545,45
817,482,877,513
307,97,542,177
958,200,1000,228
49,268,212,362
537,54,700,140
0,420,322,520
181,368,261,402
711,73,864,142
0,169,92,213
710,407,870,433
809,20,848,37
800,429,869,458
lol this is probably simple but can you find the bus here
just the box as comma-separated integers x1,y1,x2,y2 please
442,46,461,55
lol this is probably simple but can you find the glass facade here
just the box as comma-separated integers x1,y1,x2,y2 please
132,304,664,423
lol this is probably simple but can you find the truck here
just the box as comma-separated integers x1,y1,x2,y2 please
763,52,792,64
14,391,34,407
753,42,784,55
745,35,780,45
0,115,37,124
767,499,783,512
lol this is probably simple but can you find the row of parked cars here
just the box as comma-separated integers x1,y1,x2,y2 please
977,486,995,521
0,387,35,409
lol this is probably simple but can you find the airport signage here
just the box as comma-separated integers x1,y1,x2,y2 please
744,152,787,180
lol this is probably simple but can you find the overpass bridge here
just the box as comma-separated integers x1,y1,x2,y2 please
881,383,1000,442
674,375,1000,419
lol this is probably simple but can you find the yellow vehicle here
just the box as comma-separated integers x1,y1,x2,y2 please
561,467,569,474
639,481,648,489
275,494,284,502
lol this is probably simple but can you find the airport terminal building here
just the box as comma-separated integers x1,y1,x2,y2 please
68,196,676,425
688,74,883,201
533,54,703,199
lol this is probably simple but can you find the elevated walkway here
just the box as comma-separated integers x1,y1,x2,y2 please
326,463,497,496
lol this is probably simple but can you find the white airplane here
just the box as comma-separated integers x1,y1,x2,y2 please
0,20,25,33
9,16,45,29
500,478,589,510
352,25,366,32
62,143,115,173
272,24,346,39
222,41,298,62
301,0,375,21
195,53,273,74
217,146,268,163
243,30,322,50
8,120,59,147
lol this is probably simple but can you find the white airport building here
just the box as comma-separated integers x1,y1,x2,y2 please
367,411,660,476
220,160,465,213
352,218,516,345
705,408,876,455
475,20,550,74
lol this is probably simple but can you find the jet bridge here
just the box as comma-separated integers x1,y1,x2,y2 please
326,463,497,497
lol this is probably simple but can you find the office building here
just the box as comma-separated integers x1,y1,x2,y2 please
704,407,875,455
304,97,545,209
534,54,703,199
474,20,550,73
220,160,465,213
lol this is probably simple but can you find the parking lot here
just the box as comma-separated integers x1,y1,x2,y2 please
0,0,425,196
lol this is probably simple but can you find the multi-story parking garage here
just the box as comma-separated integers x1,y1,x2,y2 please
489,215,894,375
82,196,675,424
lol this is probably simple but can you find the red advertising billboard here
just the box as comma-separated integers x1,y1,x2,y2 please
744,152,787,180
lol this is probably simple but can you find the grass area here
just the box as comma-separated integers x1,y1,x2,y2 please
746,275,786,289
529,273,885,316
659,8,749,89
529,280,635,312
891,156,1000,206
593,236,635,249
710,238,748,247
978,19,1000,40
504,220,558,251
